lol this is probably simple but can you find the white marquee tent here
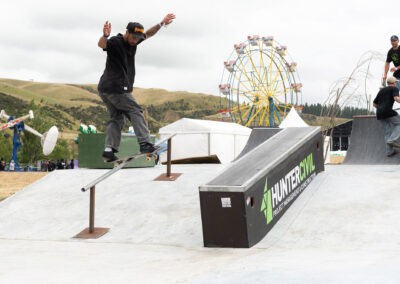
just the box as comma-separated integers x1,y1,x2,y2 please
158,118,251,164
279,107,309,128
279,107,335,164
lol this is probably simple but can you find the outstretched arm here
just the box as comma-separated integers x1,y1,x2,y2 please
98,21,111,49
145,13,176,39
383,62,390,83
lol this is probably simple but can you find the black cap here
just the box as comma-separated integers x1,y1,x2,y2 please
126,22,146,40
391,35,399,41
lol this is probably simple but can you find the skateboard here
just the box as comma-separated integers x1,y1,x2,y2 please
107,145,166,165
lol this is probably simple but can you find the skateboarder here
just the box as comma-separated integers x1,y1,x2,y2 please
97,14,176,162
382,35,400,89
373,76,400,156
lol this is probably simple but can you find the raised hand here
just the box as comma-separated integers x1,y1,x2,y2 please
103,21,111,37
162,14,176,26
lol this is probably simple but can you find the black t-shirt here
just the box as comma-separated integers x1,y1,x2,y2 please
98,34,144,94
373,86,399,120
387,48,400,78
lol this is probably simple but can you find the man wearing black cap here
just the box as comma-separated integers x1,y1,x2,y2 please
97,14,175,162
373,76,400,157
383,35,400,89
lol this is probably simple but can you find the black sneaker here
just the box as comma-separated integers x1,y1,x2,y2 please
102,151,119,163
387,149,399,157
140,142,160,154
388,141,400,148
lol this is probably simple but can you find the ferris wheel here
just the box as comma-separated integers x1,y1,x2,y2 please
219,35,303,127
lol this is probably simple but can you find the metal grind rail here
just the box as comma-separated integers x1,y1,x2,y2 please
81,133,176,192
74,134,178,239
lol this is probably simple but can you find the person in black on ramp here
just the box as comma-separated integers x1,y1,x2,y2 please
383,35,400,89
97,14,176,163
373,76,400,157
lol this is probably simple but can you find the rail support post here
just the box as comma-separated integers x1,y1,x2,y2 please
74,186,110,239
155,138,182,181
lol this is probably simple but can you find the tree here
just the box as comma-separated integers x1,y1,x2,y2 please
321,50,384,161
47,139,71,161
0,131,13,162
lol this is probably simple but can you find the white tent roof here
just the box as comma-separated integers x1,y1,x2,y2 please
279,107,309,128
159,118,251,135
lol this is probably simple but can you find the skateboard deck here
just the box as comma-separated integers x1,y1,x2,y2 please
82,134,176,192
105,145,166,165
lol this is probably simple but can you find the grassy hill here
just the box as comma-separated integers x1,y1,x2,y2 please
0,78,352,162
0,78,350,136
0,78,225,134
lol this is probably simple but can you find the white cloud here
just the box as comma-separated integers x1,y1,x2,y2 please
0,0,397,106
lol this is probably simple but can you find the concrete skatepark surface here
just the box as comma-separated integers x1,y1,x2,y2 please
0,164,400,283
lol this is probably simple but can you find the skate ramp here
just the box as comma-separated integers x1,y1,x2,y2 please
0,165,227,246
235,127,281,160
343,116,400,164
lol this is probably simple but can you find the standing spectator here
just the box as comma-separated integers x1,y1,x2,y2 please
373,76,400,156
56,160,63,170
70,159,75,169
0,157,5,171
41,160,48,172
9,160,15,171
48,160,56,172
383,35,400,89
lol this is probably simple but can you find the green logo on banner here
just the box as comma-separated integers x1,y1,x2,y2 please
260,177,273,224
260,152,315,226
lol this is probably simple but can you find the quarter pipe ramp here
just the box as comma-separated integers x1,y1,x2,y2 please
343,116,400,164
235,127,281,160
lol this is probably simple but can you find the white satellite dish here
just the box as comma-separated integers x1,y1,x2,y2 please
24,124,59,156
41,126,59,155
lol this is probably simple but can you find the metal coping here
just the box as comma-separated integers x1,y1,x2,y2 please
352,115,376,118
199,127,321,193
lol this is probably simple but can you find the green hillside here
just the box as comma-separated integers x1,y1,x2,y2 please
0,78,353,163
0,78,225,134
